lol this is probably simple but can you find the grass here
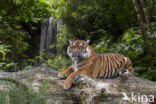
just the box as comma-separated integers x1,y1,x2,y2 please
0,83,48,104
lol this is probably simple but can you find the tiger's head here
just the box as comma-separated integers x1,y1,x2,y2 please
67,40,91,60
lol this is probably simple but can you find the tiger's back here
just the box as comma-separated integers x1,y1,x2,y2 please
82,53,134,79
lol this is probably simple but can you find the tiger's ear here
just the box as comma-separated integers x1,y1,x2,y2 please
86,40,90,44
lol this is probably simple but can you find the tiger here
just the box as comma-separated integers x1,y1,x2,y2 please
58,40,134,90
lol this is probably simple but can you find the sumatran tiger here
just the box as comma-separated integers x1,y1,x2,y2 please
58,40,134,90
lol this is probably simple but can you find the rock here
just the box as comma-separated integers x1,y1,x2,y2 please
0,63,156,104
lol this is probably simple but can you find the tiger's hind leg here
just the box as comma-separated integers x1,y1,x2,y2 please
119,57,134,77
128,65,134,75
119,68,132,77
118,65,134,83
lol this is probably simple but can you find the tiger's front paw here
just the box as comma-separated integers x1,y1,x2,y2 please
58,72,66,79
64,82,72,90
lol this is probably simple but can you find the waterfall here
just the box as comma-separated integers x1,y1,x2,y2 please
57,21,63,34
40,17,57,55
40,17,63,56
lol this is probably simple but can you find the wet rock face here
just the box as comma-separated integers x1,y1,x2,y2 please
0,64,156,104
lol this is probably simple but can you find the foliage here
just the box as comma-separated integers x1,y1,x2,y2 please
0,42,10,61
0,42,17,71
0,0,54,71
56,0,137,42
0,20,30,71
0,21,30,60
0,0,53,23
46,55,70,71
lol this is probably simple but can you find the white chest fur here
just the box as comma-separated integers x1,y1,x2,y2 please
72,60,79,71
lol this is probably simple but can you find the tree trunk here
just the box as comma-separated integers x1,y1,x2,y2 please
132,0,153,69
140,0,153,35
0,64,156,103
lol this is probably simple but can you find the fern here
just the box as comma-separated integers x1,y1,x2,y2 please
0,42,10,61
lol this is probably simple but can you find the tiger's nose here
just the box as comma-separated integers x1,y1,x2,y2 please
72,52,79,57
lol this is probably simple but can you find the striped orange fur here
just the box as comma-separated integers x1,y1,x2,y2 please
58,40,134,90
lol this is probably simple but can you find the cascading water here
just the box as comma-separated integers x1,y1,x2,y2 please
57,21,63,34
40,17,63,56
40,17,57,55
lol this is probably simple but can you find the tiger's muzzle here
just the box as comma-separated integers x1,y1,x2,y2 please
72,52,81,58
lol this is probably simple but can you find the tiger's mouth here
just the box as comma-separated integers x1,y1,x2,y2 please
71,52,81,59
